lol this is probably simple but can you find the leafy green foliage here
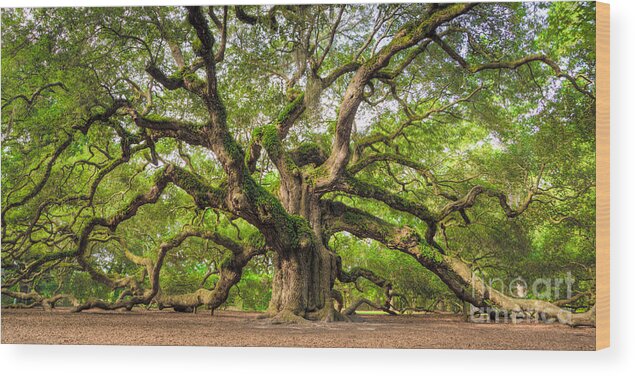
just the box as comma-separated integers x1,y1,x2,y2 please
1,3,596,312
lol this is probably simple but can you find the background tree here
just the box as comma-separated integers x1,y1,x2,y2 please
1,2,596,325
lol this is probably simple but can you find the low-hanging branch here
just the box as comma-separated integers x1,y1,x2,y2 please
71,226,266,313
336,263,401,316
0,289,78,311
320,199,595,327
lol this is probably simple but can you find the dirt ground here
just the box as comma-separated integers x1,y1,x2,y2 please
1,308,595,350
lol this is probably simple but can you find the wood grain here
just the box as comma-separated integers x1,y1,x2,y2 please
595,1,610,351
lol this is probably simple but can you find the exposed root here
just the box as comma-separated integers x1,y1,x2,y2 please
343,298,398,316
268,310,309,324
306,302,352,322
321,308,351,322
266,304,354,324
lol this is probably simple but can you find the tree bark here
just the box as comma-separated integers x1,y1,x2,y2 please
266,177,340,322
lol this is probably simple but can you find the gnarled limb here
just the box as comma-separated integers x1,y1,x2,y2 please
126,110,208,147
350,86,482,164
1,82,68,110
154,243,265,313
234,5,279,30
248,93,306,177
1,288,78,311
333,176,440,249
71,227,263,313
144,64,185,90
321,199,595,327
2,96,134,236
1,134,73,229
343,298,397,316
438,165,544,221
319,3,476,188
2,165,181,289
337,263,401,316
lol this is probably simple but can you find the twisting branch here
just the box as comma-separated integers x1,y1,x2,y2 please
333,176,441,250
209,6,228,63
2,163,227,289
320,199,596,327
351,85,482,162
185,6,249,188
187,6,221,103
248,94,306,176
1,135,73,228
318,4,476,189
0,288,78,311
438,166,545,221
145,65,185,90
2,98,130,229
151,10,186,68
153,242,265,314
125,108,208,147
343,298,397,316
234,5,279,30
1,82,68,110
438,185,537,221
99,24,155,64
314,6,345,71
71,227,265,313
431,35,595,99
336,261,399,315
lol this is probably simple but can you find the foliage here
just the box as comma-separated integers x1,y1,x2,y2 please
1,3,596,315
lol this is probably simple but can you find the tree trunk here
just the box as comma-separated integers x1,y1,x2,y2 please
267,178,340,322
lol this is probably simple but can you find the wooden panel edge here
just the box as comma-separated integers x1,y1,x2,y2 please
595,1,610,351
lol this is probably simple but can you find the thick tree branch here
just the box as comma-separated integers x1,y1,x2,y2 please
145,64,185,90
126,109,208,147
321,199,595,326
0,288,78,311
319,3,476,189
333,176,440,249
234,5,279,30
71,227,264,312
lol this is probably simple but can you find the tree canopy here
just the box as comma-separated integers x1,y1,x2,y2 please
1,2,596,325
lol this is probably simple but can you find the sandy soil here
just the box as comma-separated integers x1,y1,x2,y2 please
1,308,595,350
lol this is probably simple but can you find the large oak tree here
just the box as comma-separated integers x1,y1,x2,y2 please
1,2,597,325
